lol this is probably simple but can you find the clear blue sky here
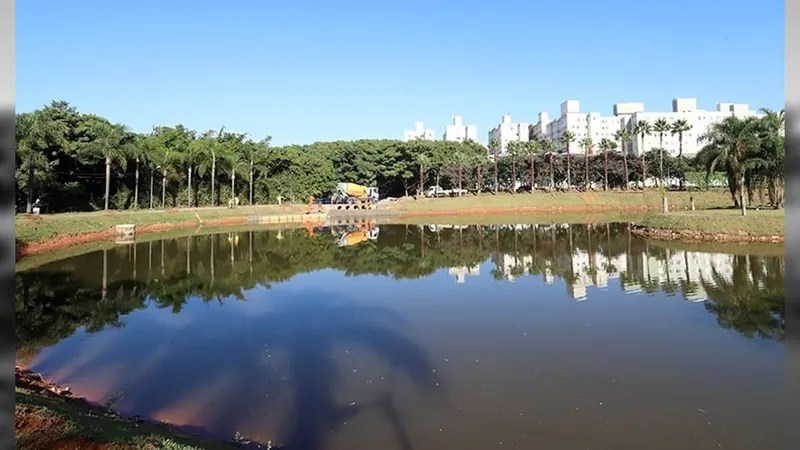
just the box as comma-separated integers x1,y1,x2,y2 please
17,0,784,146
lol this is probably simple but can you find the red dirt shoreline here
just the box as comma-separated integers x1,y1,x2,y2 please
16,216,249,260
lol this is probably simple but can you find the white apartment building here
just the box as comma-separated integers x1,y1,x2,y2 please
448,265,480,284
626,98,762,156
530,98,763,157
443,116,478,143
403,121,435,142
487,114,531,156
531,101,622,154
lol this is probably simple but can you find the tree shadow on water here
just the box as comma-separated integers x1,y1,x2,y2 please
260,291,447,450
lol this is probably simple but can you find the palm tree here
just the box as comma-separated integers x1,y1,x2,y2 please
223,143,247,205
211,126,225,205
489,138,501,194
451,150,468,194
541,139,557,191
697,115,761,215
670,119,692,190
614,129,632,189
78,117,130,210
411,139,430,197
652,118,671,189
633,120,652,189
182,132,206,207
507,141,521,194
473,151,485,194
751,109,785,208
525,138,541,194
244,137,271,205
15,111,67,213
580,136,593,190
130,133,155,209
559,131,576,190
598,138,615,191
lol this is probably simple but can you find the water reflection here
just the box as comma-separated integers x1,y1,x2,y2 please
15,223,785,449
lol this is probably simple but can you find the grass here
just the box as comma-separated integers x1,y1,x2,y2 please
392,189,735,212
15,204,306,246
15,386,242,449
633,208,785,236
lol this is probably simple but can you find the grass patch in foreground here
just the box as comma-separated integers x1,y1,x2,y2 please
634,208,785,236
15,204,305,245
15,387,240,449
393,190,734,212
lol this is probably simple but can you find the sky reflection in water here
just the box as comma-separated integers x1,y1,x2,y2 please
16,223,785,450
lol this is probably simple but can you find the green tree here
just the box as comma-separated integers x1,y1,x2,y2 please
559,131,576,189
598,138,616,191
76,116,130,210
652,118,671,189
489,138,501,194
614,128,632,189
697,115,761,215
580,136,593,190
670,119,692,190
632,120,651,189
541,139,557,191
507,141,522,194
524,138,541,193
15,110,68,213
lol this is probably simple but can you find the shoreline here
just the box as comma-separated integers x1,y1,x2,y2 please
15,192,784,258
15,366,266,449
630,224,784,243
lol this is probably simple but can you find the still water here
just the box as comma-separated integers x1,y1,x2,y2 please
16,223,784,450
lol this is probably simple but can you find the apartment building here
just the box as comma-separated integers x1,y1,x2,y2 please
530,98,763,156
487,114,531,156
443,116,478,143
403,121,435,142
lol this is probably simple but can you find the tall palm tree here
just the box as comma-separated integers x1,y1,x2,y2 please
580,136,593,190
525,138,541,194
451,150,468,194
507,141,521,194
559,131,576,190
598,138,615,191
182,132,206,207
614,129,632,189
211,126,225,205
413,139,430,197
243,137,271,205
473,151,485,194
697,115,761,215
652,118,671,189
633,120,652,189
541,139,557,191
78,117,130,210
489,138,501,194
670,119,692,190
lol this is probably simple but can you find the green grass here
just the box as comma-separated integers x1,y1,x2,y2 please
15,204,306,246
15,387,242,449
392,190,735,212
633,208,785,236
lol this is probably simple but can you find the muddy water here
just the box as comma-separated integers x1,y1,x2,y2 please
16,223,785,450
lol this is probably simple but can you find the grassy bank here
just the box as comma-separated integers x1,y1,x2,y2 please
392,189,734,213
15,204,306,246
15,371,245,450
632,209,785,242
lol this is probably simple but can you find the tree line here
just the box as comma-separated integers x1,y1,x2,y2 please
15,101,785,214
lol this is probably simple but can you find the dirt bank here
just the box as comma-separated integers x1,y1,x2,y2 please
16,216,251,259
631,225,785,244
15,366,263,449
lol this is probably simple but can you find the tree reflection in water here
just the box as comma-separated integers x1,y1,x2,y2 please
15,223,785,447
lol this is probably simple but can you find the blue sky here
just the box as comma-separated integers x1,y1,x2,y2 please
17,0,784,146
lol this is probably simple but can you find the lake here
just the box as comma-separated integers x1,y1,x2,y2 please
15,223,785,450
